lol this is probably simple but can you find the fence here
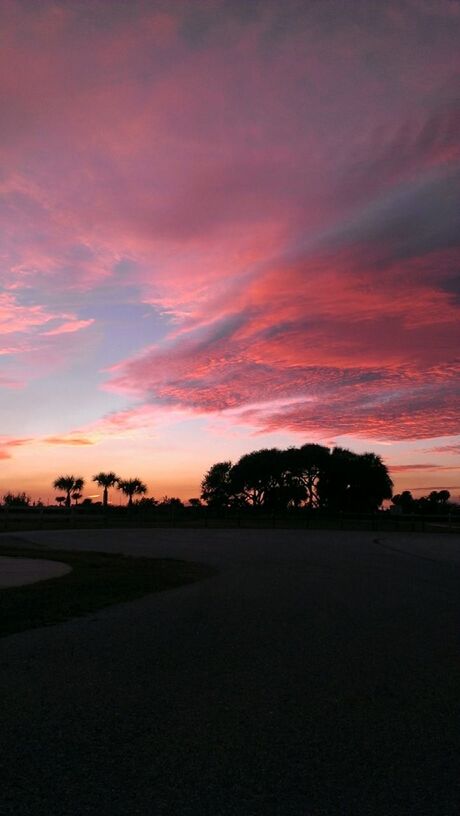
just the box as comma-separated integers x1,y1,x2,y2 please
0,505,458,534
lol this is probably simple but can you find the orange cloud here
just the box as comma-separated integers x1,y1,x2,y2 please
44,436,94,446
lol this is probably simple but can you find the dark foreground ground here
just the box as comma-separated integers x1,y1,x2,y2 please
1,529,460,815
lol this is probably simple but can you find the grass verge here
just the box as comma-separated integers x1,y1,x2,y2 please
0,538,216,638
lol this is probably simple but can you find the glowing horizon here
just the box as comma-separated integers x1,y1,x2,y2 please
0,1,459,504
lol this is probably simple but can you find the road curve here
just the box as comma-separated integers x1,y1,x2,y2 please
1,528,460,815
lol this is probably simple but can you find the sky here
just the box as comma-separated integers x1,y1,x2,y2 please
0,0,459,504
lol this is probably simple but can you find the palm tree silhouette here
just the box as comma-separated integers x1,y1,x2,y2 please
53,475,85,508
92,472,120,508
117,478,147,507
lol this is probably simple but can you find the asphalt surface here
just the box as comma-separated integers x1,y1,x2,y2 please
1,528,460,815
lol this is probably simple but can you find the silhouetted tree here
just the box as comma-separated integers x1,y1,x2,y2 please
392,490,415,513
136,497,158,508
55,495,66,507
230,448,289,508
319,448,392,512
53,476,84,508
159,497,184,510
92,471,120,508
438,490,451,504
286,444,330,508
395,489,456,515
3,492,31,507
428,490,451,506
202,445,392,513
117,478,147,507
201,461,233,509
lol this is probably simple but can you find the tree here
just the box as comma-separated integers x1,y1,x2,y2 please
136,497,158,508
230,448,287,508
201,461,233,509
202,444,393,514
428,490,451,506
3,492,31,507
92,471,120,508
160,496,184,509
438,490,451,504
227,446,330,510
117,478,147,507
55,495,66,507
286,444,330,508
53,476,84,508
392,490,415,513
319,448,392,512
357,452,393,511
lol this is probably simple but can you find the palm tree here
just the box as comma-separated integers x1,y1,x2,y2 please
92,471,120,508
117,478,147,507
53,475,85,508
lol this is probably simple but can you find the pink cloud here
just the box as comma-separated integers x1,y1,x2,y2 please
0,293,54,335
43,318,94,336
0,436,32,459
0,289,96,383
411,485,460,493
36,406,166,448
0,375,24,389
389,463,460,472
106,238,459,440
1,1,458,296
423,442,460,455
0,0,458,449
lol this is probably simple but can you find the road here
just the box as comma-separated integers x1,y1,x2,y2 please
1,528,460,815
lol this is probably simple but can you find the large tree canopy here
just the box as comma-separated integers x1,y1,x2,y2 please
318,448,393,513
201,445,393,512
201,461,234,509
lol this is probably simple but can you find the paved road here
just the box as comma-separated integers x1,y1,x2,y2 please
1,529,460,815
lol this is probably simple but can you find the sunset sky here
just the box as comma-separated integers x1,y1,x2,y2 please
0,0,459,504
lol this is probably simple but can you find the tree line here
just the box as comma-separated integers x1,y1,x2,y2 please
200,444,394,512
1,474,148,508
2,448,457,516
391,489,452,514
53,473,147,507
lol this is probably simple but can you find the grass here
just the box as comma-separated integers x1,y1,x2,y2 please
1,509,457,534
0,538,216,638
